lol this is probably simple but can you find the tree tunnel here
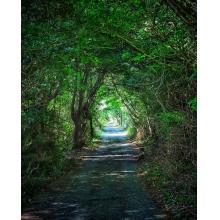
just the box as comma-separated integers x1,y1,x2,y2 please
22,1,197,217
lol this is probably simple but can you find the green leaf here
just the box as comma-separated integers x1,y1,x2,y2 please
188,97,197,112
132,54,146,62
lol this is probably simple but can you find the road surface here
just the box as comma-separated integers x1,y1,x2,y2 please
22,125,166,220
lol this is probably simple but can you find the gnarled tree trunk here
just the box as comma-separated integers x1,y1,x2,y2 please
71,63,106,149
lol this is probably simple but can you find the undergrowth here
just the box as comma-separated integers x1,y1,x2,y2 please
138,137,197,219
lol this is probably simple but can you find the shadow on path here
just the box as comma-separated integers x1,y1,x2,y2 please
22,125,166,220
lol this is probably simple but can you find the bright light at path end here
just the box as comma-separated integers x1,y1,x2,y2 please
102,130,128,137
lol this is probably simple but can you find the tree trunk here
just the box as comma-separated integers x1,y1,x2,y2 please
90,116,94,139
73,119,86,149
71,65,106,149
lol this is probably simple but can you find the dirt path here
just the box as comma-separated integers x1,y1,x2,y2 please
22,126,166,220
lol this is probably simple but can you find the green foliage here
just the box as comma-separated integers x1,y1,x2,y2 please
22,0,196,217
141,160,197,219
127,126,137,139
132,54,146,63
121,51,131,60
188,97,197,112
158,111,184,125
93,86,131,128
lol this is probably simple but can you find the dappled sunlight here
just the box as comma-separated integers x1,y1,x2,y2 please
22,126,166,219
101,126,129,143
82,157,137,161
98,142,132,149
83,154,134,158
21,214,42,220
102,130,128,138
113,158,137,161
125,209,142,213
103,171,135,178
154,214,167,219
22,0,197,218
113,142,132,147
82,154,137,161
